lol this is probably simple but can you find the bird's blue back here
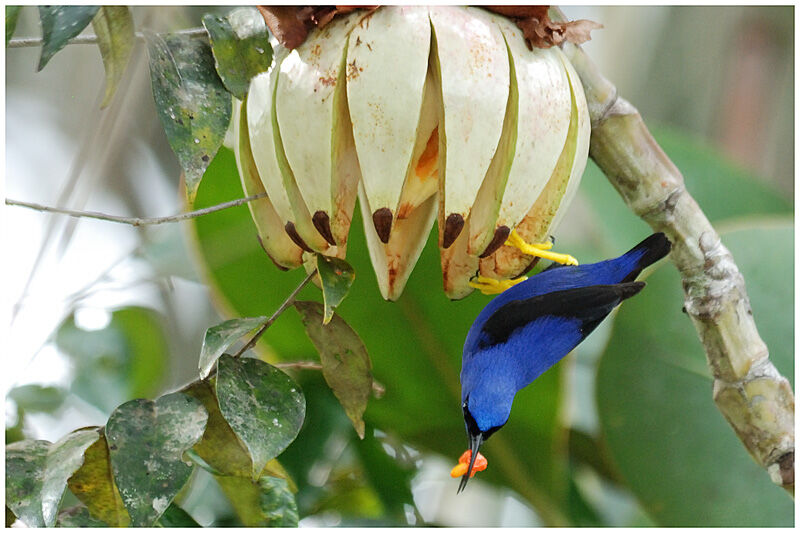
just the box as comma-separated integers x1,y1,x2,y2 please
460,234,670,431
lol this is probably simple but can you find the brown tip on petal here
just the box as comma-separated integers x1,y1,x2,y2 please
479,226,511,258
372,208,393,244
256,235,290,271
312,210,337,245
284,222,314,253
442,213,465,249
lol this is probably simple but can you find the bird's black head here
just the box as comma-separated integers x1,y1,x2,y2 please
458,397,503,493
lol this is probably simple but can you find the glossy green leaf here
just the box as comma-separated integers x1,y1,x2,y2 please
56,505,108,527
145,31,232,202
216,475,298,527
316,254,356,324
295,300,372,439
202,7,273,99
91,6,134,108
55,306,169,414
6,6,21,44
596,220,793,526
188,147,568,520
67,431,130,527
215,354,305,479
199,316,266,378
105,393,208,527
156,503,201,527
8,384,66,413
37,6,99,71
6,428,100,527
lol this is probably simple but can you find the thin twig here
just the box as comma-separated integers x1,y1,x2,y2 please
5,193,267,227
555,7,794,493
232,270,317,358
7,27,208,48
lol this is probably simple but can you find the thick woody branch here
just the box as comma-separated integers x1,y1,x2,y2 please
561,41,794,493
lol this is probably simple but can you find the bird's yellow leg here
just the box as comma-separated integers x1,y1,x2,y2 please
505,229,579,266
469,275,528,295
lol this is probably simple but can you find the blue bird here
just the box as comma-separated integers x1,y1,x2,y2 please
456,233,671,492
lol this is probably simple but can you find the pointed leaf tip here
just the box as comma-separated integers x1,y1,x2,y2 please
145,31,232,200
215,354,305,479
198,316,266,378
315,254,355,324
295,301,372,439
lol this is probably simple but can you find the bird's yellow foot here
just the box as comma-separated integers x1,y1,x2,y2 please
505,230,579,266
469,275,528,295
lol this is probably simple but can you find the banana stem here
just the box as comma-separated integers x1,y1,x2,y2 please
560,39,794,493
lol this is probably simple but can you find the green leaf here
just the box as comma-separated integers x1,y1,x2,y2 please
6,6,21,44
67,431,130,527
5,428,100,527
56,505,108,527
198,316,266,378
145,31,232,202
91,6,134,108
215,354,306,479
55,306,170,414
596,219,793,526
189,147,569,519
316,254,356,324
295,300,372,439
216,475,298,527
105,393,208,527
202,7,273,99
156,503,201,527
8,384,66,413
182,379,252,477
37,6,100,71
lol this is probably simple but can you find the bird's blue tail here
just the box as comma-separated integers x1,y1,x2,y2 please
619,232,672,282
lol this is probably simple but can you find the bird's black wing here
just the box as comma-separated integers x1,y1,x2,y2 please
479,282,645,349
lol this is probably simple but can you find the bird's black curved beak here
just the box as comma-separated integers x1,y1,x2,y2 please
457,432,484,494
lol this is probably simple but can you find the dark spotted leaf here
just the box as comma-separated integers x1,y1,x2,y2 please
5,428,100,527
215,354,305,479
6,5,22,44
37,6,100,70
67,431,130,527
105,393,208,527
315,254,356,325
295,300,372,439
198,316,266,379
215,475,298,527
144,31,232,201
202,7,273,99
92,6,134,108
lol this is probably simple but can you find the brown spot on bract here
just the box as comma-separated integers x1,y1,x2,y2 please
372,208,393,243
479,226,511,258
396,202,415,220
284,221,314,252
415,126,439,180
312,210,336,245
318,75,337,87
442,213,465,249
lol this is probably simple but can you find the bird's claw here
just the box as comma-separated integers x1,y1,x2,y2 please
469,275,527,295
505,230,578,266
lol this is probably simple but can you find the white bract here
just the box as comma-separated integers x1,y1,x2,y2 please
237,7,590,300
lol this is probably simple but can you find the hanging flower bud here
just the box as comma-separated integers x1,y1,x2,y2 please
240,6,592,300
